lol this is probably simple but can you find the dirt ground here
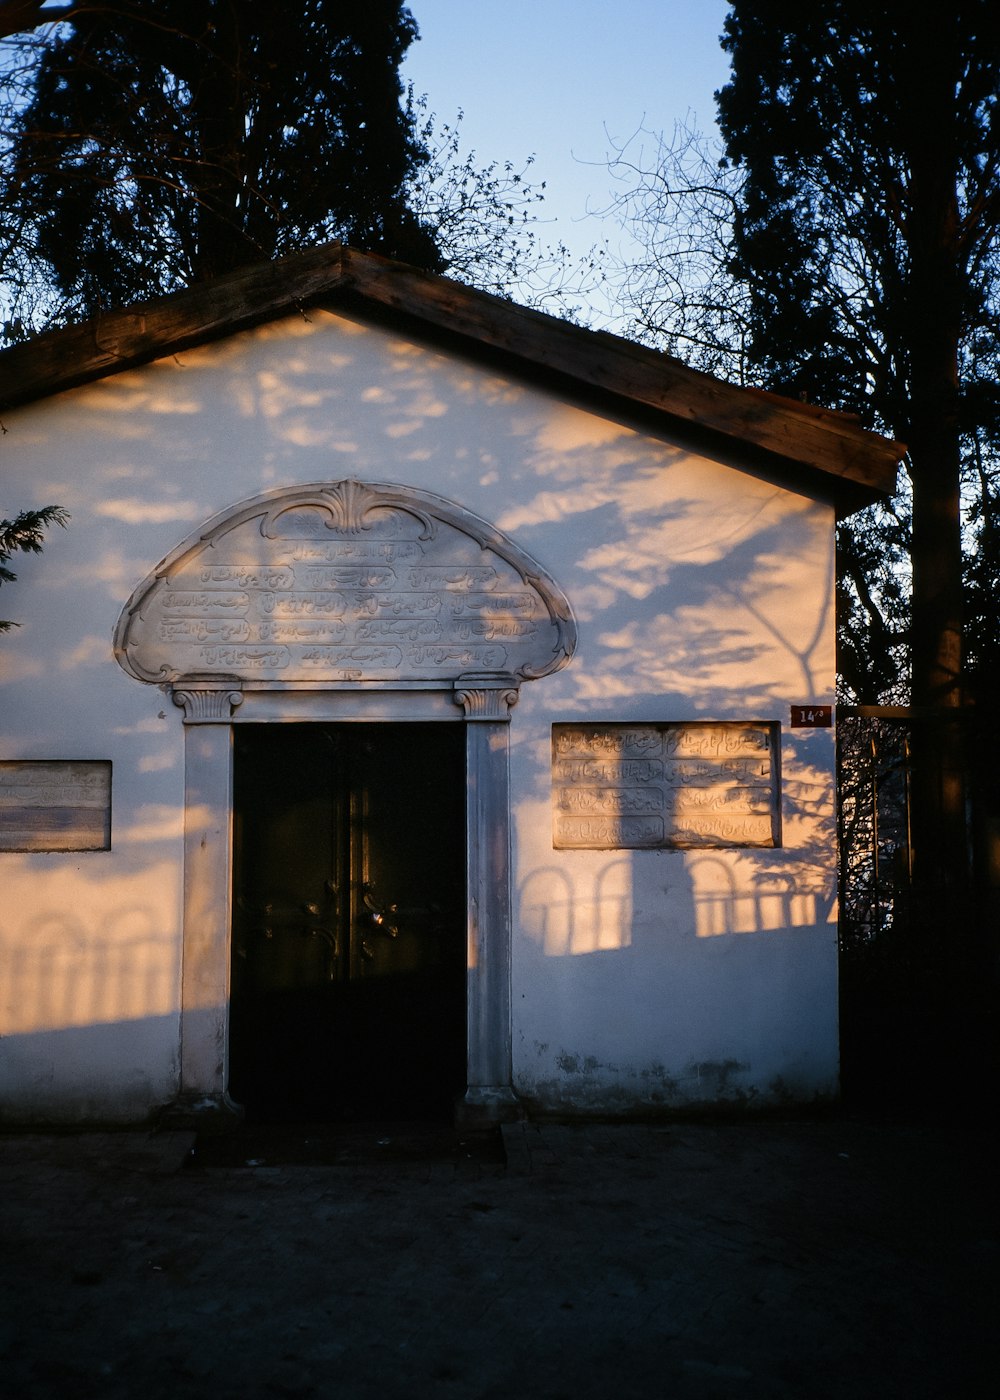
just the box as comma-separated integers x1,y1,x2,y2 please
1,1114,996,1399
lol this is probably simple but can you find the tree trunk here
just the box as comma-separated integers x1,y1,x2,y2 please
900,15,969,895
185,5,250,281
894,14,977,1103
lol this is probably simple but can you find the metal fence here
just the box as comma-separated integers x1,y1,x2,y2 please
836,705,998,1107
836,708,914,958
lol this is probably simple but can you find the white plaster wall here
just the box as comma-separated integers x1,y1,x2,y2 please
0,307,839,1119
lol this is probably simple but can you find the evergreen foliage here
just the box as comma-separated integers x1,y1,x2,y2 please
610,3,1000,707
605,2,1000,895
2,0,440,320
0,5,600,337
0,504,67,630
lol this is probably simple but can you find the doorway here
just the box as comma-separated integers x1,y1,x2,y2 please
229,723,467,1122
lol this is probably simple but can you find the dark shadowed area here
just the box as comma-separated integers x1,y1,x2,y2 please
1,1116,995,1399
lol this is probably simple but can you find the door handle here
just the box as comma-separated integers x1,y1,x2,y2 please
369,906,398,937
362,883,398,938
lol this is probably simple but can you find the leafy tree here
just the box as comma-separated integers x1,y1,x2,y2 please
0,0,441,328
720,2,997,674
607,2,1000,897
0,4,600,339
0,504,67,630
717,0,1000,899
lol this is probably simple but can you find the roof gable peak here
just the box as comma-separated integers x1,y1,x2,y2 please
0,243,902,510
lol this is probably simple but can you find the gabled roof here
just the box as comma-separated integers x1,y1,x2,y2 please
0,243,902,512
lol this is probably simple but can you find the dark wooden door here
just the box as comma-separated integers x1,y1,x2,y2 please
230,723,466,1121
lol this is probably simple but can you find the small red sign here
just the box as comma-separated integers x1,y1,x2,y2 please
790,705,833,728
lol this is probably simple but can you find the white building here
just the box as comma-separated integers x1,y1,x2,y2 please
0,246,900,1125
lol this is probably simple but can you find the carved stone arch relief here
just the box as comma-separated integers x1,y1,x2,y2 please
114,479,576,689
115,482,577,1125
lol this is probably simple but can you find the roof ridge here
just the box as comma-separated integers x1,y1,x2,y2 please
0,242,902,504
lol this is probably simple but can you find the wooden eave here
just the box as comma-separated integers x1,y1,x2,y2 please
0,244,903,507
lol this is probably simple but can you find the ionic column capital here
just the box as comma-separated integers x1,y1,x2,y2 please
172,687,244,723
454,674,520,721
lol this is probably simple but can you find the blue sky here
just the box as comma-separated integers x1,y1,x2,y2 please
403,1,732,282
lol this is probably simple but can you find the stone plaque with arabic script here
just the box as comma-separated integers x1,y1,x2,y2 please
115,481,576,687
0,761,111,852
552,723,780,850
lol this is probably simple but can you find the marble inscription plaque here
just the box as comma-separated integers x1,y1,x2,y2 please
115,481,576,687
0,761,111,851
552,723,780,849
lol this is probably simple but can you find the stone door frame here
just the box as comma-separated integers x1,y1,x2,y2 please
114,478,577,1125
172,676,521,1124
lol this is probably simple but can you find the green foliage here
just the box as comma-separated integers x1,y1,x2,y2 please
607,2,1000,712
716,0,1000,431
964,434,1000,706
0,6,599,338
716,0,1000,712
2,1,441,322
0,503,67,630
836,504,911,706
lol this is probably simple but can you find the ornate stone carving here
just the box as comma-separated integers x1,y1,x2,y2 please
115,481,577,689
551,722,782,849
454,675,521,721
172,688,244,724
